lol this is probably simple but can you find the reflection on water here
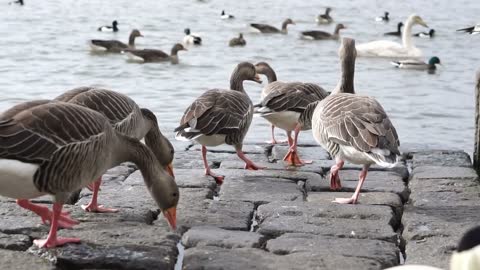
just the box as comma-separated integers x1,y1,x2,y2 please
1,0,479,153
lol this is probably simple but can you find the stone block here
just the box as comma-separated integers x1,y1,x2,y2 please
182,226,265,249
412,166,478,181
0,249,52,270
411,150,472,168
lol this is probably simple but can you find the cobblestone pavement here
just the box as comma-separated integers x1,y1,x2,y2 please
0,138,479,270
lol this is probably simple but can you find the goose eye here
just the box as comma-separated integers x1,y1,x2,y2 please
172,193,177,197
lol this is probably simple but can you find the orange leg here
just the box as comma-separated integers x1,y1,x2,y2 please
329,159,344,190
202,145,224,184
236,148,265,170
265,125,288,144
333,165,369,204
81,178,118,213
16,199,79,229
283,125,312,166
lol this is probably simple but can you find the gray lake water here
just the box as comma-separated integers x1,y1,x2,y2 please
1,0,480,153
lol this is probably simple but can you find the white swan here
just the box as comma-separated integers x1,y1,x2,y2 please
356,14,428,58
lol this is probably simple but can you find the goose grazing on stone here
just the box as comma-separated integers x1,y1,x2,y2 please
183,28,202,45
175,62,263,183
316,7,333,24
391,56,441,73
375,11,389,22
356,14,428,58
254,62,328,166
0,101,179,248
311,38,400,204
457,24,480,35
98,20,119,32
250,18,295,34
221,10,234,19
229,33,246,47
55,87,175,213
301,23,346,40
384,22,403,36
90,29,143,53
413,29,435,38
124,43,187,64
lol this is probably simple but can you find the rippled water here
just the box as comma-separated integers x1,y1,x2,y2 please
1,0,479,153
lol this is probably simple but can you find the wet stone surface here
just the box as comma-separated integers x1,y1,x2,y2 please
0,146,478,270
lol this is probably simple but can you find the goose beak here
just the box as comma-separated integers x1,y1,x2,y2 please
253,74,263,84
163,207,177,230
166,163,175,178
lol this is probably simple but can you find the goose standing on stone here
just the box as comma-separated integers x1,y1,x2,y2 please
0,101,179,248
175,62,263,183
375,12,389,22
229,33,246,47
457,24,480,34
250,18,295,34
55,87,175,213
123,43,187,64
183,28,202,45
98,20,119,32
316,7,333,24
254,62,328,166
391,56,441,73
90,29,143,53
384,22,403,36
356,14,428,58
301,23,346,40
311,38,400,204
413,29,435,38
221,10,234,19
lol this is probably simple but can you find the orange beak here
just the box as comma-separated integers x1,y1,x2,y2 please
163,207,177,230
165,163,175,178
254,74,263,84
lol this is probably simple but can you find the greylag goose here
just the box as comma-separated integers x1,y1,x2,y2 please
254,62,328,166
90,29,143,53
98,20,119,32
301,23,346,40
221,10,234,19
175,62,263,183
457,24,480,35
183,28,202,45
356,14,428,58
311,37,400,204
124,43,187,64
0,101,178,248
316,7,333,24
391,56,441,73
413,29,435,38
375,12,389,22
250,18,295,34
55,87,175,213
384,22,403,36
229,33,246,47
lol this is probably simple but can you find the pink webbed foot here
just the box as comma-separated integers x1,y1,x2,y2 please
244,161,265,170
205,169,225,185
329,171,342,190
34,237,81,248
333,197,357,204
81,203,118,213
283,149,312,167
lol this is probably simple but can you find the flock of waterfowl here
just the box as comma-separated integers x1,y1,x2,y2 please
0,3,479,258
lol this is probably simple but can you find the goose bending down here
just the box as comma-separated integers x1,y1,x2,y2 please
356,14,428,58
0,101,179,248
175,62,263,183
391,56,441,72
254,62,328,166
384,22,403,36
54,87,175,213
316,7,333,24
90,29,143,53
124,43,187,64
375,12,389,22
301,23,346,40
183,28,202,45
457,24,480,35
98,20,119,32
311,38,400,204
413,29,435,38
221,10,234,19
250,18,295,34
229,33,246,47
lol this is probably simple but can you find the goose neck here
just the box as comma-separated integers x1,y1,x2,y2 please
332,56,355,94
128,35,136,47
230,73,246,92
262,66,277,83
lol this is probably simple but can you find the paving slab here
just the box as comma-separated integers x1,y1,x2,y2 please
0,232,32,251
257,201,398,242
0,249,53,270
271,145,331,161
182,226,265,249
306,170,408,202
412,166,478,181
190,144,267,154
266,233,399,268
410,150,472,169
220,160,325,175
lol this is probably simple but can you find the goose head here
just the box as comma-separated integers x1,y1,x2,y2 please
254,62,272,75
130,29,143,38
335,23,346,32
411,14,428,28
148,170,179,230
338,38,357,67
284,18,295,26
172,43,188,54
428,56,441,66
233,62,262,84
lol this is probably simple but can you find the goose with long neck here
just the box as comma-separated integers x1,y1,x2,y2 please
301,23,346,40
175,62,263,183
0,101,178,248
90,29,143,53
356,14,428,58
311,38,400,204
54,87,175,213
250,18,295,34
124,43,187,64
